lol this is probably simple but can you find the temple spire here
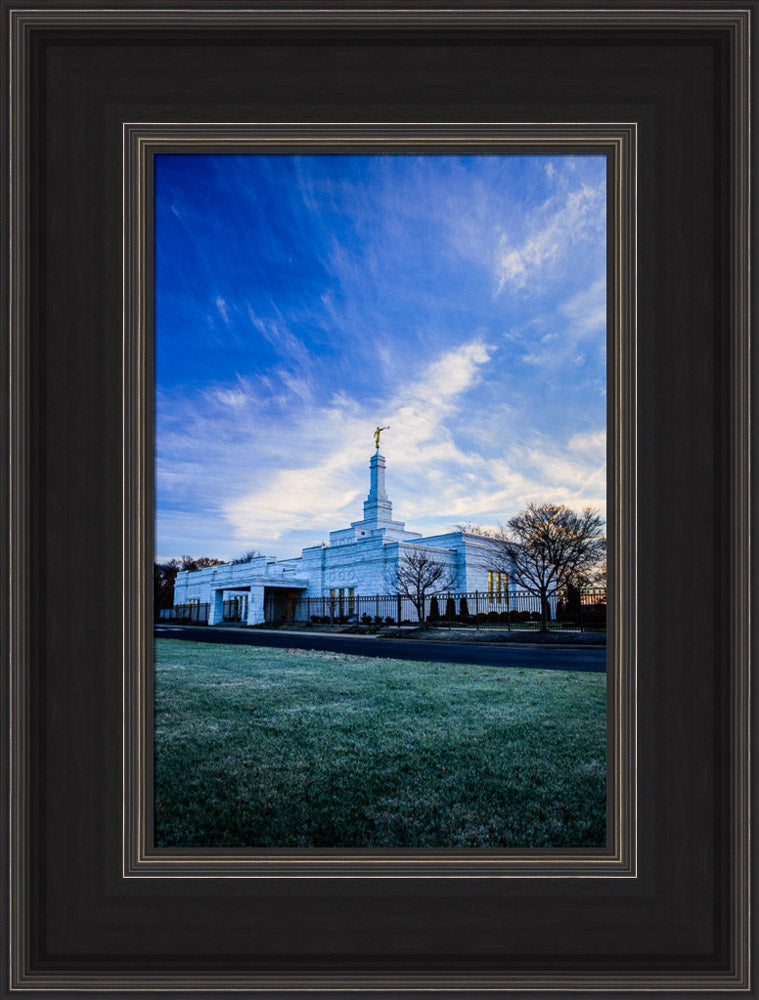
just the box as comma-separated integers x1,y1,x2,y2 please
363,449,393,523
337,435,421,544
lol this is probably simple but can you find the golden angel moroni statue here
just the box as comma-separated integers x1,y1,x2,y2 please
373,425,390,449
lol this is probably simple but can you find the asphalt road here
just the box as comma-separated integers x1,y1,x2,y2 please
154,624,606,673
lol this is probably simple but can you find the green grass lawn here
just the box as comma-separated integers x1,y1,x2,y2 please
154,638,607,849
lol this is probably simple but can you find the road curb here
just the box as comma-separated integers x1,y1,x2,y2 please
154,625,605,653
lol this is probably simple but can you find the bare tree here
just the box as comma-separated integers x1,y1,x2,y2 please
390,549,457,627
575,558,607,589
466,503,606,631
154,555,225,617
154,559,181,614
231,549,263,564
179,555,225,572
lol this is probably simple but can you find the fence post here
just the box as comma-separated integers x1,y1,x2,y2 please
579,592,584,632
475,591,479,629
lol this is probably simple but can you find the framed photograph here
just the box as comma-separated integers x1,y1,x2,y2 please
4,3,754,996
137,130,628,873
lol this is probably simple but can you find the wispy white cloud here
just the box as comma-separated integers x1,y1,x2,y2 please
561,277,606,336
494,182,605,295
211,385,250,410
220,338,494,546
214,296,229,324
525,441,606,502
568,429,606,456
510,275,606,369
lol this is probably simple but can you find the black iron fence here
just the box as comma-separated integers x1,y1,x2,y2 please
292,588,606,631
158,602,211,624
222,596,248,622
157,589,607,631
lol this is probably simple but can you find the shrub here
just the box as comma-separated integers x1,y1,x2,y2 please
445,597,457,619
429,596,440,621
459,597,469,618
581,602,607,626
562,584,582,620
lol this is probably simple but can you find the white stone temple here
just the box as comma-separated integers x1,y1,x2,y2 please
172,443,513,625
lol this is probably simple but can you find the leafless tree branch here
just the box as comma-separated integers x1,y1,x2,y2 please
465,503,606,630
389,549,457,627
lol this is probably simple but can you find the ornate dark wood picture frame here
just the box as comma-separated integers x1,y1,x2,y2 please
3,3,754,995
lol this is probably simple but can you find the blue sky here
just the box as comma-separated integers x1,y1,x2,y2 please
155,153,607,561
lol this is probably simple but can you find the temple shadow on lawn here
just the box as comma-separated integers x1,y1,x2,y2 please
154,638,607,848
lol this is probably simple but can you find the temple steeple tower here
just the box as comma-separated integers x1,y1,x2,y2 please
326,436,423,547
363,450,393,525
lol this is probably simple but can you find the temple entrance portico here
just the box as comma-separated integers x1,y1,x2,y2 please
207,578,308,626
263,587,306,623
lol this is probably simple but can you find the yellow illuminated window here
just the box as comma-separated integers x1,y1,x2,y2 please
488,572,507,602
